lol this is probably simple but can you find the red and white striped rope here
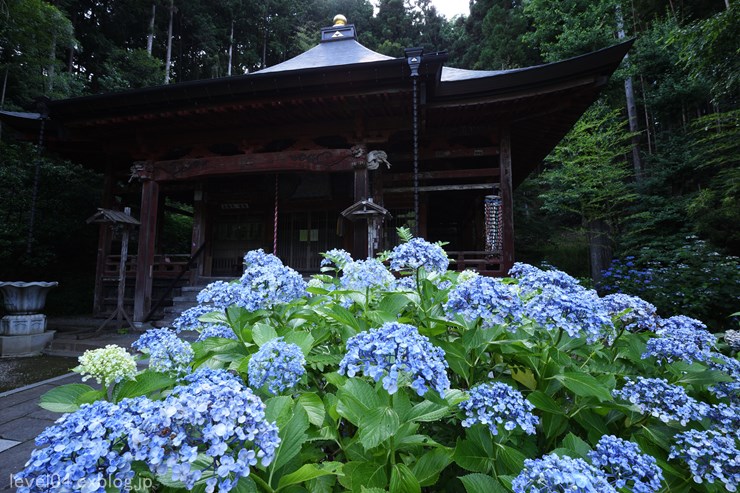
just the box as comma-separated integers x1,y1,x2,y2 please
273,174,279,255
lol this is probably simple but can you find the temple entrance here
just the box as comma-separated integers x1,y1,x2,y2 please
211,212,267,277
277,210,340,272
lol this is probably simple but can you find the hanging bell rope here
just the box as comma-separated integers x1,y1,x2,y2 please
273,174,279,255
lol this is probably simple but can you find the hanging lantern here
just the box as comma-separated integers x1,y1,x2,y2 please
484,195,503,252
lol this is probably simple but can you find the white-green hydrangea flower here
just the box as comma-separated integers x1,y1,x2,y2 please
74,344,138,387
458,269,480,284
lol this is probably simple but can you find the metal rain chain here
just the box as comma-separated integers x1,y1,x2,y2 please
484,194,503,253
406,48,423,236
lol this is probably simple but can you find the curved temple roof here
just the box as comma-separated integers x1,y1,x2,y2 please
0,18,632,186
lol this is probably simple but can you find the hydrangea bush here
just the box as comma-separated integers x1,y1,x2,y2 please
18,239,740,492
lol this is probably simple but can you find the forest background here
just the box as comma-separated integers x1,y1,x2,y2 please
0,0,737,329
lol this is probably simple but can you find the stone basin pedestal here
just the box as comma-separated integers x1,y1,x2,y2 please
0,282,58,357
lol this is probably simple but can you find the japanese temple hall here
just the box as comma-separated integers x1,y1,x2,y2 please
1,16,631,322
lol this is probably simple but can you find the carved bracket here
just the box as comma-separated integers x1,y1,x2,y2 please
129,161,154,182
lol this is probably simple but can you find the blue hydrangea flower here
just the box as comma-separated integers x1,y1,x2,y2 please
588,435,663,493
509,262,583,293
642,335,712,365
197,280,244,308
197,250,306,312
339,322,450,397
389,237,449,274
320,248,353,269
669,429,740,492
133,328,194,374
340,258,395,292
601,293,659,332
644,316,716,364
512,454,617,493
523,285,614,344
238,250,306,310
726,330,740,351
707,353,740,403
196,324,237,342
707,403,740,436
248,337,306,394
612,377,709,426
129,368,280,492
445,275,524,329
459,382,538,435
172,304,218,332
14,399,144,493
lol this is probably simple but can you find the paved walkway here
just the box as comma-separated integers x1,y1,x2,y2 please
0,322,141,492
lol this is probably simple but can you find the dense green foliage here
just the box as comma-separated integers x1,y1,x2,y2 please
0,0,737,324
31,245,740,492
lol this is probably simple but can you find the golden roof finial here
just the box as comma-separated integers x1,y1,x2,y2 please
333,14,347,26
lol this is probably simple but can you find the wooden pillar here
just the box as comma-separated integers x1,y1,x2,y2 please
93,163,116,316
353,163,368,259
134,179,159,322
190,186,206,283
499,127,514,274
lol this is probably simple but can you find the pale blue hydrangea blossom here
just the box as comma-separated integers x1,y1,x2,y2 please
197,250,306,312
444,275,524,329
339,322,450,397
196,324,237,342
129,368,280,492
524,285,614,344
612,377,709,425
706,353,740,403
509,262,582,293
132,328,194,374
459,382,538,435
14,399,144,493
643,315,716,364
340,258,395,292
320,248,353,269
726,330,740,351
248,337,306,394
669,429,740,492
707,402,740,436
588,435,663,493
172,304,218,332
389,237,449,274
601,293,659,332
512,454,617,493
509,263,614,343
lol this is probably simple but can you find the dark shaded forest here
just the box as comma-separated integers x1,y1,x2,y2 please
0,0,737,327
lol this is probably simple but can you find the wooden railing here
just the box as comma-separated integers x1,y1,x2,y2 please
446,250,504,276
103,254,191,279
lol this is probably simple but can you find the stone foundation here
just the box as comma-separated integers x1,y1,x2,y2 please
0,331,55,357
1,314,47,335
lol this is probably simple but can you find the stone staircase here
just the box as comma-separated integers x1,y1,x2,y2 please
153,285,203,328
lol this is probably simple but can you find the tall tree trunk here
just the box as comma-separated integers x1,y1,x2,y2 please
47,34,56,93
147,3,156,55
617,6,643,180
587,219,612,282
164,0,174,84
262,21,268,69
227,20,234,76
0,66,8,110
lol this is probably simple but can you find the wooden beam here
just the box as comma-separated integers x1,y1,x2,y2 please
385,183,498,193
132,148,363,181
134,180,159,322
353,162,369,259
500,127,514,274
390,146,499,162
383,168,500,184
93,163,116,316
